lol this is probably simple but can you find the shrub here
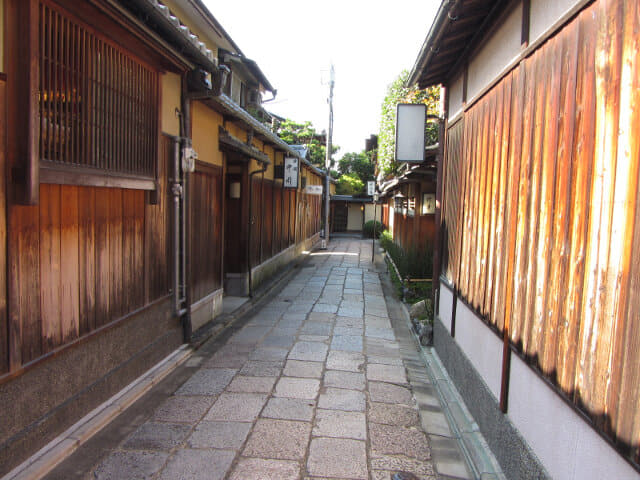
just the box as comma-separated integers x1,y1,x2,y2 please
363,220,385,238
379,231,433,279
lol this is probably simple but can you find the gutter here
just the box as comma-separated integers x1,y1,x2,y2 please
126,0,218,72
407,0,463,86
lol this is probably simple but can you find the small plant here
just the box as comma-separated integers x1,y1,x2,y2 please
363,220,385,239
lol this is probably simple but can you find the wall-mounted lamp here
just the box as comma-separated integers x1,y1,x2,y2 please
394,192,406,208
229,182,241,199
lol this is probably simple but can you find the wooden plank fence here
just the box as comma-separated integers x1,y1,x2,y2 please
441,0,640,463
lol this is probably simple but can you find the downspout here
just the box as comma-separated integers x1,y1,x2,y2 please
247,156,268,297
178,75,194,342
171,133,188,322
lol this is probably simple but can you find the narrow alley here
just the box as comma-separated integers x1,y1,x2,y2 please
42,238,465,480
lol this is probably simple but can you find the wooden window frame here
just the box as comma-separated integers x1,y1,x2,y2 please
7,0,161,204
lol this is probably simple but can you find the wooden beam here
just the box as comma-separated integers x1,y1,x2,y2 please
7,0,40,204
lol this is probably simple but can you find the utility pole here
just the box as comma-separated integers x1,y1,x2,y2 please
322,65,334,249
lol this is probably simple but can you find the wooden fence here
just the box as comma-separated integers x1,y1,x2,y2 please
440,0,640,463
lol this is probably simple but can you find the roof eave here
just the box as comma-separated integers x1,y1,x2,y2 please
407,0,463,86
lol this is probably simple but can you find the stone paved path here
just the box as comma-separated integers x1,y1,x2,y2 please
89,238,437,479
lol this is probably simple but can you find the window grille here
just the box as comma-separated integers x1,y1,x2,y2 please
39,2,158,180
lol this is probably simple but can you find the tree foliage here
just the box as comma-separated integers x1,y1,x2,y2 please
336,173,364,195
337,152,375,184
378,70,440,177
274,119,338,168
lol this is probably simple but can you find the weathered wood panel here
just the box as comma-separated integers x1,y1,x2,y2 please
262,181,273,263
249,177,262,268
442,119,464,285
442,0,640,465
0,77,7,374
273,184,283,256
4,136,171,375
189,163,223,302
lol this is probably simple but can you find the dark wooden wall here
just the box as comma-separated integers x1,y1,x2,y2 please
3,133,171,375
0,77,7,375
247,174,321,270
393,209,436,254
189,162,223,303
441,0,640,463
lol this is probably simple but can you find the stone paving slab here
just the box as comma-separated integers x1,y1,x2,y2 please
157,448,235,480
74,239,472,480
307,438,368,479
228,458,300,480
188,421,251,449
243,419,311,460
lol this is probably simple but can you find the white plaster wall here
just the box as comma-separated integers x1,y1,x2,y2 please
364,204,382,224
347,204,364,231
530,0,581,44
454,300,503,399
467,2,522,101
438,283,454,333
508,355,640,480
447,72,464,120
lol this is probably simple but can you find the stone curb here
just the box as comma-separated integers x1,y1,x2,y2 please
398,301,506,480
1,345,193,480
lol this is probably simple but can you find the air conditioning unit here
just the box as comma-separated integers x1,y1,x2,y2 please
187,68,211,93
248,89,260,105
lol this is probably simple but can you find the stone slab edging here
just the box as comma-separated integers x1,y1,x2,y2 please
1,345,193,480
397,300,506,480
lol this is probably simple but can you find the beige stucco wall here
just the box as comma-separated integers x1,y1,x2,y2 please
364,203,382,224
467,1,522,101
448,70,464,120
161,72,181,136
347,204,364,231
191,101,223,166
530,0,581,44
160,0,220,59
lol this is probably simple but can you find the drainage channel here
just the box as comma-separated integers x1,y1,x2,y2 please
380,262,505,480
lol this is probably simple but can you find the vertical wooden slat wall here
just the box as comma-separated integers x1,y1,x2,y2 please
4,135,171,376
189,164,223,303
39,1,157,178
442,0,640,463
0,78,7,374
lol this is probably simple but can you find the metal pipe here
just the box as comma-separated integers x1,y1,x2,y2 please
247,161,268,297
179,78,193,342
171,135,187,319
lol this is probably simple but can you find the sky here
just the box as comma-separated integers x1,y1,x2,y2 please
203,0,439,157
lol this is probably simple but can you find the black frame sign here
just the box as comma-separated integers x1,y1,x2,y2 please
284,157,299,188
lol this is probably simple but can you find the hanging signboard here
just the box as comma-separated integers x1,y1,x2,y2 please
284,157,299,188
367,181,376,196
395,103,426,162
305,185,323,195
422,193,436,214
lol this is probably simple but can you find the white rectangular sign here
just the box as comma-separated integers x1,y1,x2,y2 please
284,157,299,188
367,181,376,196
396,103,426,162
305,185,323,195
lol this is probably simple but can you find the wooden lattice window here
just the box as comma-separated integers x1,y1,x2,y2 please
38,2,158,188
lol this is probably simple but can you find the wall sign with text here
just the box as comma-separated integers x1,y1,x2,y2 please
284,157,299,188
